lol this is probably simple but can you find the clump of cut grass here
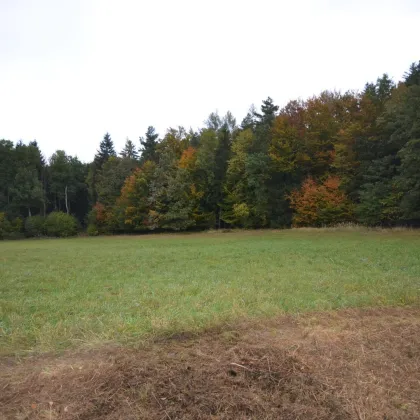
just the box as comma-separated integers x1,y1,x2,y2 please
1,307,419,420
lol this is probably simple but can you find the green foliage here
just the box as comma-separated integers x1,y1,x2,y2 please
87,224,99,236
10,168,44,217
404,61,420,87
117,162,156,231
11,217,24,233
0,140,16,212
48,150,87,216
140,126,159,164
2,61,420,233
398,139,420,220
120,138,139,160
87,203,113,234
0,212,12,239
25,215,45,237
94,132,116,168
253,96,279,126
96,156,137,207
232,203,250,226
45,212,78,237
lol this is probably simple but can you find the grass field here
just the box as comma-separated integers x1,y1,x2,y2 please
1,229,419,355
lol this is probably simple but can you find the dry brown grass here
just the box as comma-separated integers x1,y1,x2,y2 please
1,307,419,419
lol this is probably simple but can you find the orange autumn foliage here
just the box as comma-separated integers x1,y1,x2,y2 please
119,168,140,204
92,202,108,223
289,176,353,227
90,202,115,233
116,163,155,230
178,146,197,169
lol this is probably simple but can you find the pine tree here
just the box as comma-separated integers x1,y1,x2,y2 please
88,133,116,206
95,133,116,168
240,105,257,130
253,97,279,126
140,126,159,164
404,61,420,87
0,140,16,211
120,138,139,160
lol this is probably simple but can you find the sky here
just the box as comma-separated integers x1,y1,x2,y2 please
1,0,419,162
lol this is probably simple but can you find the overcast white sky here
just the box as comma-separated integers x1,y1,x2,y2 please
1,0,419,162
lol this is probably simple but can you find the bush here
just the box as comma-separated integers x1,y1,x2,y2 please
0,212,12,239
11,217,24,233
87,224,99,236
45,212,78,237
25,215,46,237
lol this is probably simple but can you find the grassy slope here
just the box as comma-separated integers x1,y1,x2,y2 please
1,230,419,354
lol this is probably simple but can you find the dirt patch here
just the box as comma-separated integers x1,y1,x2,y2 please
1,307,419,419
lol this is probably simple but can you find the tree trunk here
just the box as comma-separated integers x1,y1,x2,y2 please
28,207,32,217
65,186,69,214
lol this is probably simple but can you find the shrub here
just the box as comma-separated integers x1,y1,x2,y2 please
87,224,99,236
6,217,25,239
0,212,12,239
25,215,46,237
45,212,78,237
11,217,24,233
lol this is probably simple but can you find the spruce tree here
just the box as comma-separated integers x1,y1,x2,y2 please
95,132,116,168
404,61,420,87
253,97,279,126
120,138,139,160
140,126,159,164
241,105,257,130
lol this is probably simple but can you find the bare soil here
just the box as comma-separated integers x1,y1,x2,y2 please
1,307,419,419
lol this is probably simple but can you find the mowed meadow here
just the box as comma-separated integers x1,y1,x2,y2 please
1,229,420,355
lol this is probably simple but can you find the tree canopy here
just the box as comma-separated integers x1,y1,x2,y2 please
2,61,420,234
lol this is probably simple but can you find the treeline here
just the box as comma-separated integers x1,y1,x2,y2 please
1,61,419,237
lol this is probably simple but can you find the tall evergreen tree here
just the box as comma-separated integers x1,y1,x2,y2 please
120,138,139,160
140,126,159,164
253,97,279,126
0,140,16,211
241,105,257,130
95,132,116,168
88,133,116,206
404,61,420,87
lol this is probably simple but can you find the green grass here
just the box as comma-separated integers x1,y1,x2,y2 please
1,230,419,354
